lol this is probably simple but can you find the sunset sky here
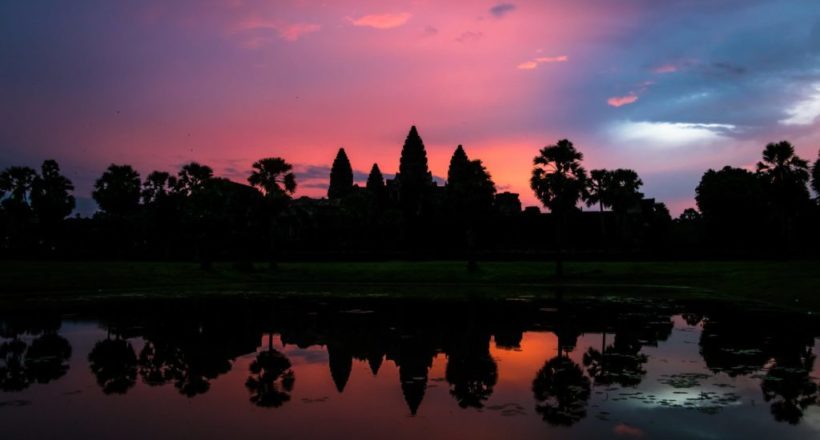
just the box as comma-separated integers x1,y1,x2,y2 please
2,0,820,215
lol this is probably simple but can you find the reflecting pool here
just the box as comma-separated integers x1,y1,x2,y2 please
1,298,819,439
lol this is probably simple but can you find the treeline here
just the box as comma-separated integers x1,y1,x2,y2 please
1,126,819,264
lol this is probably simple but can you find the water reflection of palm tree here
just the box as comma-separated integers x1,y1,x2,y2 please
583,332,647,387
0,339,29,391
246,333,294,408
25,333,72,384
1,324,72,391
88,337,138,394
532,354,591,426
761,346,819,424
138,341,185,386
445,334,498,409
532,308,590,426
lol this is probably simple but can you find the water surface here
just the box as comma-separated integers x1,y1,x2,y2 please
1,298,819,439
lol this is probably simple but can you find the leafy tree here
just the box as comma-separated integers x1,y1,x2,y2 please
678,208,701,222
397,126,433,218
0,166,36,213
696,166,766,250
811,150,820,200
328,148,354,200
92,164,141,217
0,166,37,250
248,157,296,268
530,139,587,277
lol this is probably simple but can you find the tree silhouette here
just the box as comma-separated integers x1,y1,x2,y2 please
530,139,587,277
92,164,141,217
585,169,611,240
246,334,295,408
811,150,820,201
88,337,138,394
24,333,72,384
445,334,498,408
584,168,643,245
141,171,177,205
532,356,591,426
31,160,75,225
446,145,496,270
138,340,185,386
248,157,296,269
0,166,36,223
0,338,30,391
176,162,214,196
397,126,433,219
696,166,766,250
756,141,811,248
0,166,37,250
583,332,647,387
328,148,354,200
761,347,818,424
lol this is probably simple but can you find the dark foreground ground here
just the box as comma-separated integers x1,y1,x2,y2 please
0,260,817,312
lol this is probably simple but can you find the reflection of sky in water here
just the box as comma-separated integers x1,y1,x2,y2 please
0,313,818,439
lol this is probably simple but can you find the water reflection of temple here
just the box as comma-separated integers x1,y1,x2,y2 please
1,299,818,425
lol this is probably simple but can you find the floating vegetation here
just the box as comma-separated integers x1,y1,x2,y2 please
658,373,711,388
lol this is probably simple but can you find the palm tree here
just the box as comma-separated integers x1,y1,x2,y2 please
756,141,811,247
245,334,295,408
585,169,611,243
248,157,296,269
92,164,141,217
530,139,587,277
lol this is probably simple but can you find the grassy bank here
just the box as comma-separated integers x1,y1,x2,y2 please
0,260,818,311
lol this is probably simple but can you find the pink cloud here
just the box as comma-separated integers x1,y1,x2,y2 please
653,64,678,74
236,18,320,42
518,55,568,70
348,12,412,29
278,23,321,41
607,93,639,107
536,55,569,63
517,61,538,70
